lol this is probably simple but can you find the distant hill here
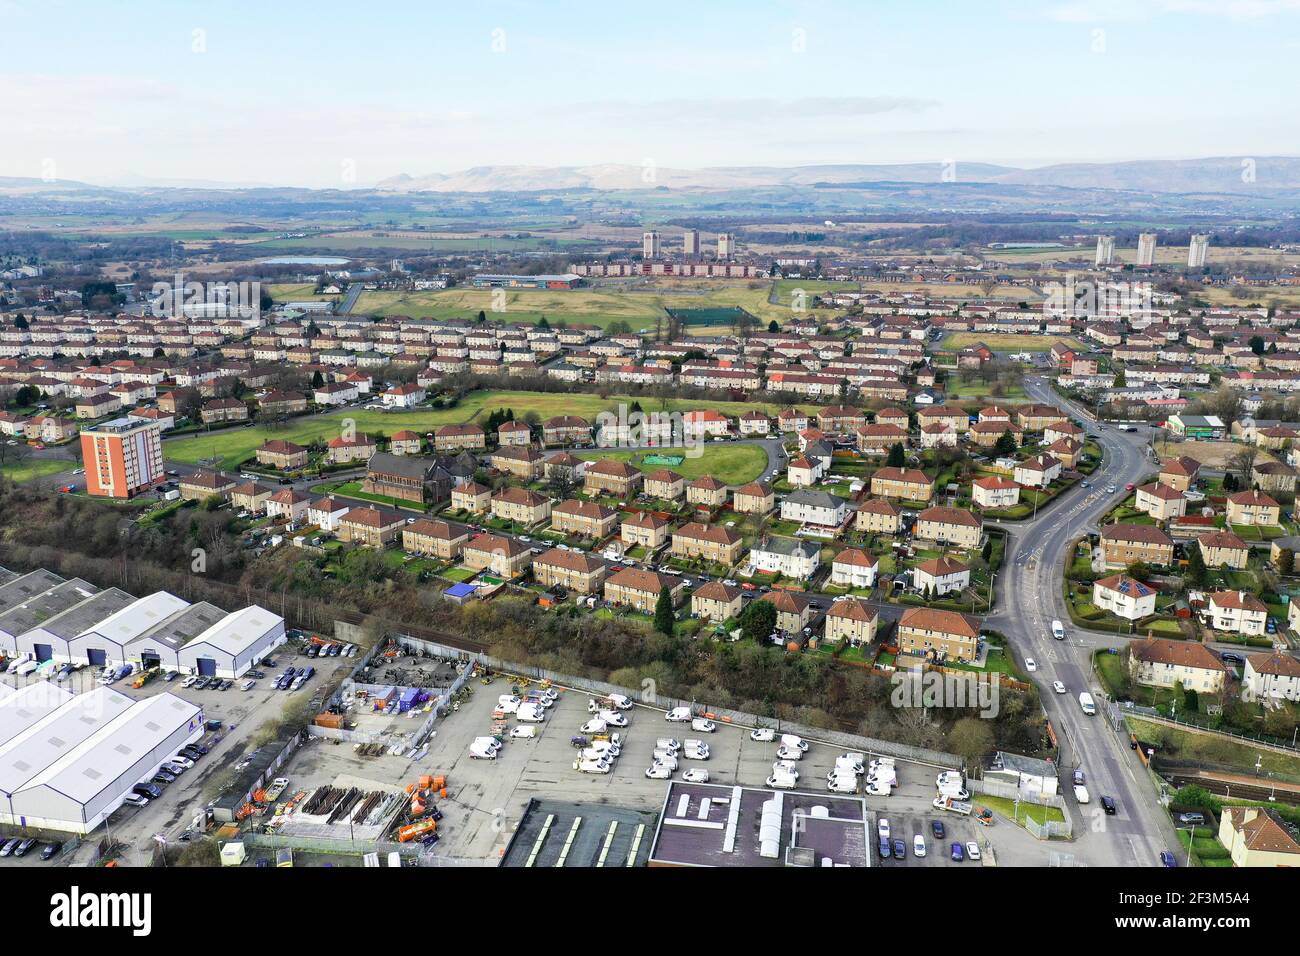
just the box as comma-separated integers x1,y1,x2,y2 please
374,157,1300,195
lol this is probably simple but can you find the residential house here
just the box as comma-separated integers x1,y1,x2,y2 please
747,537,820,580
1218,807,1300,867
229,480,274,515
1243,651,1300,704
854,498,903,535
451,481,491,514
1091,574,1157,620
643,469,685,501
178,470,235,502
463,533,533,578
308,496,350,532
1226,490,1280,527
671,522,744,565
972,476,1020,509
823,598,878,646
1199,531,1251,571
326,433,377,465
1129,636,1227,692
490,445,543,480
686,476,728,509
533,548,606,595
914,506,982,549
541,415,591,447
830,548,878,589
896,607,980,661
621,511,671,550
433,423,486,452
389,429,422,455
1252,460,1297,494
760,591,815,636
1013,454,1062,489
731,480,774,515
256,439,307,470
1158,456,1201,492
584,459,642,498
491,486,551,525
870,467,933,502
265,488,311,524
337,505,406,547
691,581,743,622
551,499,617,539
1100,523,1175,568
1206,590,1269,635
496,419,532,446
912,556,971,596
1134,482,1187,521
604,568,684,613
781,489,848,528
402,518,470,560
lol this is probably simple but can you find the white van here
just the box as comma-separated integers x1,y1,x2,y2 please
517,706,546,724
766,770,798,790
827,774,858,794
1078,692,1097,716
655,737,681,752
1052,620,1066,641
652,752,679,771
691,717,716,733
509,725,537,739
665,707,692,722
780,734,809,752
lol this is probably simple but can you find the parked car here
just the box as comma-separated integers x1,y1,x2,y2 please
40,842,62,861
931,819,945,839
913,834,926,858
122,793,150,808
950,842,964,862
966,841,981,861
0,838,20,857
12,838,36,858
892,838,906,859
1177,811,1205,826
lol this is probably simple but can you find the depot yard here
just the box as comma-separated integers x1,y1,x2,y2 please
264,667,1001,867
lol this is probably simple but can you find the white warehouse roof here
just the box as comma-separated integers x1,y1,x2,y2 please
14,693,201,806
182,605,282,657
0,684,75,750
0,686,135,796
76,592,191,646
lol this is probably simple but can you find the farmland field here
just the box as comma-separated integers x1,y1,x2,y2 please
0,459,67,484
162,389,803,470
576,444,767,485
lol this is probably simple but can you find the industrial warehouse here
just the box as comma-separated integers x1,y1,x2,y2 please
0,567,285,678
0,685,203,833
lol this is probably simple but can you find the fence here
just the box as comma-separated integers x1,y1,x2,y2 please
395,634,963,770
1118,704,1300,756
968,777,1073,840
241,831,422,859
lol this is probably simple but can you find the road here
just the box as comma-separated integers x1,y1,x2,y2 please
986,375,1178,866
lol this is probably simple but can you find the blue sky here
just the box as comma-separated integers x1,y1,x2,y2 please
1,0,1297,187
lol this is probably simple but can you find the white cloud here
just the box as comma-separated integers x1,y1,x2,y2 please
1049,0,1300,20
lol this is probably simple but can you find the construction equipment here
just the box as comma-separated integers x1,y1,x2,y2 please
974,806,995,826
397,818,437,843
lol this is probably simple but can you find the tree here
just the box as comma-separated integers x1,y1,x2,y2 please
947,717,994,768
767,319,780,333
994,430,1017,456
310,370,324,388
606,319,631,336
1185,543,1207,587
981,538,993,563
1249,335,1266,355
1276,547,1296,576
654,586,674,636
740,598,777,644
1226,445,1259,488
886,442,906,467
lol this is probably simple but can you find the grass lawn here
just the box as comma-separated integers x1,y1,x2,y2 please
163,389,795,470
1126,716,1300,779
0,458,68,484
576,443,767,485
977,794,1067,827
326,481,427,512
939,333,1085,353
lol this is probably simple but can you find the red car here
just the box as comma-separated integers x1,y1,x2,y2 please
740,582,757,591
1125,483,1136,491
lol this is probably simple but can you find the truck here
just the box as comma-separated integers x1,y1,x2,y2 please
264,777,289,801
932,796,973,815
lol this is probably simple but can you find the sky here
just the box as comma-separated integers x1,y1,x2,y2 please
1,0,1297,188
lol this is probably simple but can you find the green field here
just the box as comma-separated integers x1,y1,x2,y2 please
350,280,804,330
576,444,767,485
0,458,67,484
249,234,602,254
162,390,797,471
940,332,1085,353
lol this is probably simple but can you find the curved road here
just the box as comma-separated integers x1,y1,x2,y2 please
987,375,1178,866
